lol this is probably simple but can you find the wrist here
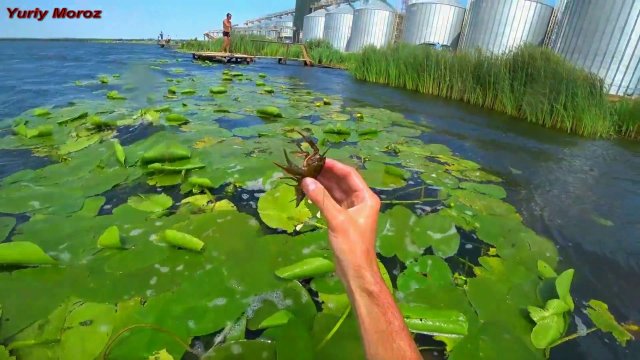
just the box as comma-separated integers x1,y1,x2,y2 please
340,255,385,296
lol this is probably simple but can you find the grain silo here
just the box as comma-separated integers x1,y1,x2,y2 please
460,0,554,54
323,3,356,51
346,0,397,52
303,8,328,41
552,0,640,96
402,0,466,48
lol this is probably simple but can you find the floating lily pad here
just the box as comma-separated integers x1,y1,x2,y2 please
97,225,122,249
106,91,126,100
586,299,634,346
127,194,173,213
163,229,205,252
258,184,312,232
275,257,335,280
460,182,507,199
0,241,56,266
209,86,227,94
257,106,283,118
165,113,189,125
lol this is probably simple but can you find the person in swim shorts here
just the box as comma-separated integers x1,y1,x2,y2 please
222,13,232,54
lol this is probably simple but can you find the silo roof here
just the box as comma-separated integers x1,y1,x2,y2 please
306,8,328,17
329,3,355,14
360,0,396,12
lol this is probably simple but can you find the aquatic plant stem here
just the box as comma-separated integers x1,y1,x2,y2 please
317,305,352,350
549,328,598,348
101,324,197,360
381,198,438,204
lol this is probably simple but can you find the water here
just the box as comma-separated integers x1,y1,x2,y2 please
1,40,638,359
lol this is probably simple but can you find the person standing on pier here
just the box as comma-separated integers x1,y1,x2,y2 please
222,13,232,54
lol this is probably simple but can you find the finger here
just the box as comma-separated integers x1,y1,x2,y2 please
301,177,343,224
322,159,370,194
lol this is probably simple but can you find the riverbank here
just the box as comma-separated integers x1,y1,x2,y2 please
180,36,639,140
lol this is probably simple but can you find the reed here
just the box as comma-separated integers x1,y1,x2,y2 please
613,97,640,139
179,36,350,67
350,44,623,139
181,37,637,140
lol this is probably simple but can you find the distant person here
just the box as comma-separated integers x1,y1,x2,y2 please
222,13,232,54
159,31,164,40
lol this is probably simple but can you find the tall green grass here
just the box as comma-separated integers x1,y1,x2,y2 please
350,43,623,138
613,97,640,139
181,37,638,140
180,36,356,68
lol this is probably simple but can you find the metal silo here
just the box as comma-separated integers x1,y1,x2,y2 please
402,0,466,48
323,3,355,51
346,0,397,52
461,0,554,54
303,8,327,41
552,0,640,96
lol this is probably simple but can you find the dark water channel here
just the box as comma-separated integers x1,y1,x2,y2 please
0,41,638,359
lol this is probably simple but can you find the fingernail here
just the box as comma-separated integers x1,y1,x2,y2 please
302,178,317,192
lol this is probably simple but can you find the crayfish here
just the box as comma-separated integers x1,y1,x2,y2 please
274,131,328,207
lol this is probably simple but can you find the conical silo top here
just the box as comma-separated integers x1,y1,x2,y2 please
408,0,465,7
360,0,396,12
306,8,328,18
329,3,355,14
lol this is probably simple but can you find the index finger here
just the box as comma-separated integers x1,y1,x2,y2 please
319,158,371,197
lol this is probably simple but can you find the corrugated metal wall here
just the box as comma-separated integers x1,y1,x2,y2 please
402,1,466,48
346,0,397,52
461,0,554,54
552,0,640,96
323,4,355,51
294,0,315,42
303,9,327,41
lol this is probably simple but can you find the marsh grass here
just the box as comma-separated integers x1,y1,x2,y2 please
180,36,353,68
181,38,638,140
350,44,624,138
613,97,640,139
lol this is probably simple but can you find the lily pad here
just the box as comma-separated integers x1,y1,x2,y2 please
141,144,191,164
209,86,227,94
113,140,126,166
256,309,293,329
97,225,123,249
257,106,283,118
586,299,634,346
400,303,468,336
163,229,205,252
258,184,312,232
165,113,189,125
106,91,126,100
460,182,507,199
0,241,56,266
127,194,173,213
275,257,335,280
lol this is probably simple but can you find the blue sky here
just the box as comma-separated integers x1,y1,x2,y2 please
0,0,417,39
0,0,295,39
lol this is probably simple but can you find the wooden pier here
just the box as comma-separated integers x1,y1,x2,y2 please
192,41,315,67
192,52,256,64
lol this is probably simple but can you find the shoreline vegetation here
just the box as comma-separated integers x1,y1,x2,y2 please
180,35,639,140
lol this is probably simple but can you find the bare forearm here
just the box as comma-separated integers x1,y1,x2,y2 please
344,262,421,360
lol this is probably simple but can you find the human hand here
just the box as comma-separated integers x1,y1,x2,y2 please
301,159,381,288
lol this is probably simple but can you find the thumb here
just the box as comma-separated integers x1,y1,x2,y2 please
301,177,342,223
